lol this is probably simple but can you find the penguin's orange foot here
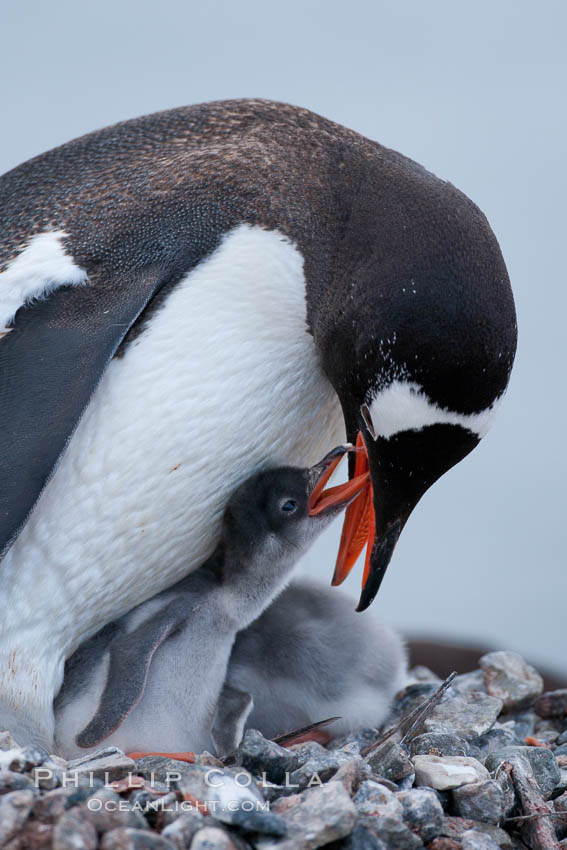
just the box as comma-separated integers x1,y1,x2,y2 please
127,751,196,763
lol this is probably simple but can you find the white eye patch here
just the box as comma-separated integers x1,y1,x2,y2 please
365,380,501,441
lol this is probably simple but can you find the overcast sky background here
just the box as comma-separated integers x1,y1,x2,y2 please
2,0,565,674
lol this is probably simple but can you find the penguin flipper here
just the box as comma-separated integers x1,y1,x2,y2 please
211,684,254,759
75,600,187,749
0,265,169,560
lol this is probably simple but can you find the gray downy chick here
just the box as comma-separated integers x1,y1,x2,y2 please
54,445,362,758
212,578,408,756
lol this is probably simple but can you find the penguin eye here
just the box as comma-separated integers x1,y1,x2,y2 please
281,499,298,514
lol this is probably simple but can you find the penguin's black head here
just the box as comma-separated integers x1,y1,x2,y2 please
308,158,518,610
221,445,364,561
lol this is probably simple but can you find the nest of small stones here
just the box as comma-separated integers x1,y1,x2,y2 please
0,650,566,850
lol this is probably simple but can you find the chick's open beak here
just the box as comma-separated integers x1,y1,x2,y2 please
308,444,369,516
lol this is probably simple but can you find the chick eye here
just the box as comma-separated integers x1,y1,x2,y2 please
281,499,298,514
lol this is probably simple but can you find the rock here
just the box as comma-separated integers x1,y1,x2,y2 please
452,779,506,824
390,682,441,721
468,728,517,760
81,787,150,832
127,756,198,787
424,693,503,740
557,744,567,757
413,755,489,790
555,791,567,839
484,745,561,797
0,770,36,794
397,787,444,841
160,812,205,849
428,840,461,850
558,730,567,746
409,665,443,683
503,711,535,741
461,829,501,850
366,742,414,782
343,821,389,849
32,786,82,823
480,651,543,711
0,790,34,844
535,688,567,718
232,807,287,836
234,729,299,783
353,780,403,818
533,717,562,743
5,818,54,848
287,740,329,765
190,827,239,849
410,733,470,757
288,749,355,788
330,756,368,795
66,748,136,783
32,760,67,790
52,810,98,850
358,816,423,850
100,828,176,849
438,817,513,847
452,671,487,695
258,781,357,849
173,762,266,827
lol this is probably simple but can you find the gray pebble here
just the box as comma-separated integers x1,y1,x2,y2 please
555,791,567,840
534,688,567,718
356,816,423,850
234,729,299,784
343,821,389,849
468,727,518,760
452,670,488,695
0,789,34,844
259,781,357,850
0,769,36,794
231,807,287,836
52,809,98,850
533,717,562,743
452,779,506,824
353,780,402,819
484,745,561,797
410,732,470,757
160,811,205,849
502,710,535,741
81,787,150,832
366,742,414,782
424,692,503,740
480,651,543,711
558,730,567,746
461,828,501,850
288,749,355,788
397,787,444,841
99,827,176,849
555,744,567,757
190,827,240,849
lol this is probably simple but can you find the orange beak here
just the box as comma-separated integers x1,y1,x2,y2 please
332,431,375,589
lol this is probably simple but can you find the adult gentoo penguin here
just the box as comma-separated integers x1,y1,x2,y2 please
0,99,517,747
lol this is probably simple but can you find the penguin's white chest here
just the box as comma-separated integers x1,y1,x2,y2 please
1,225,344,656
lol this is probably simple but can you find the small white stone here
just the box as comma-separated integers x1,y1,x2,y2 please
412,755,489,791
